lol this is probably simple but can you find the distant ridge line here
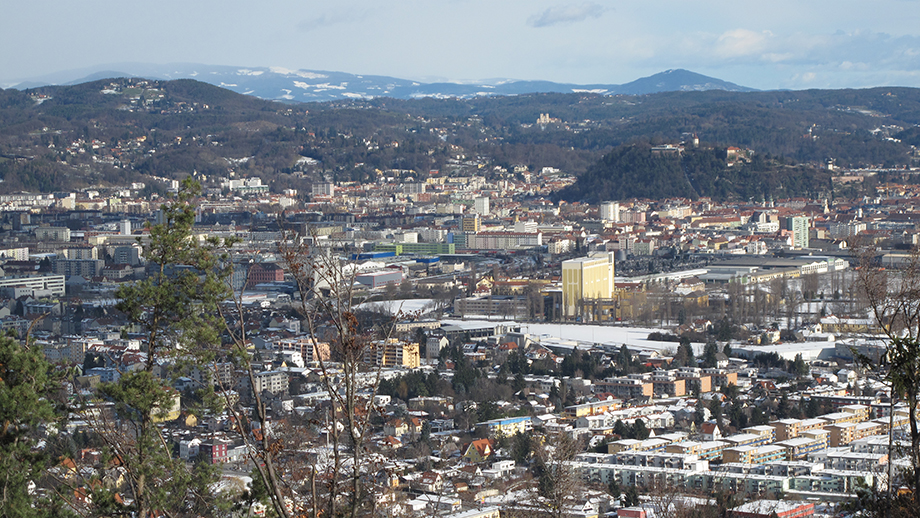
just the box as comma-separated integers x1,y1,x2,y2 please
9,63,757,103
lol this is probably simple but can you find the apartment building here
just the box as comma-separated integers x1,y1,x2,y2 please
597,376,653,399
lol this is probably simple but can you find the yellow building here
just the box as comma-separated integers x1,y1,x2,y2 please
151,391,181,423
562,252,615,318
723,445,785,464
461,214,481,233
368,339,420,369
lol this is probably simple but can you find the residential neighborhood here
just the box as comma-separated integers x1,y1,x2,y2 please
3,154,920,518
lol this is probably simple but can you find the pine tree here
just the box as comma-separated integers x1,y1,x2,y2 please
701,341,719,368
694,397,706,425
84,178,234,517
793,353,809,378
0,335,70,517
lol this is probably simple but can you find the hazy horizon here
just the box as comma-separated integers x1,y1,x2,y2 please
3,0,920,91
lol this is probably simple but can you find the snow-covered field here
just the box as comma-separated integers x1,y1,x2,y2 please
355,298,438,316
441,319,705,355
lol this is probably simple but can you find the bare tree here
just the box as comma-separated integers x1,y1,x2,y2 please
856,243,920,513
801,272,819,301
529,432,585,518
280,232,396,518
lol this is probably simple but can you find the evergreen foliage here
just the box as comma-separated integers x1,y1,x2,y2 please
556,144,834,203
0,335,71,517
2,80,919,194
87,178,235,516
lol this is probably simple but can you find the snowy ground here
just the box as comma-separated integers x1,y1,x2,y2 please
441,319,707,355
355,298,437,316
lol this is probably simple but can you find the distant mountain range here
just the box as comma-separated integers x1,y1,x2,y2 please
8,63,757,102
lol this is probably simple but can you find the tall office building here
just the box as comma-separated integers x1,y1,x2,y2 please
311,182,335,197
787,216,810,249
600,201,619,223
474,196,490,216
561,252,616,318
461,214,481,233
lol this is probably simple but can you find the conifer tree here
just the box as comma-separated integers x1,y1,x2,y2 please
0,335,70,518
82,178,234,517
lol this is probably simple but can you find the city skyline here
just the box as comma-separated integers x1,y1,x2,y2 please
2,0,919,91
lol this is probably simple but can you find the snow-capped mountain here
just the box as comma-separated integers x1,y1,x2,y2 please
10,63,757,102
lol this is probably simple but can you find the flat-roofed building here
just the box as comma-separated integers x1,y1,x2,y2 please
367,338,420,369
52,258,103,278
35,227,71,241
675,368,712,393
666,440,703,456
771,419,803,441
723,433,770,448
743,425,777,444
598,376,653,399
729,499,814,518
0,247,29,261
562,252,615,318
697,440,729,461
651,371,686,397
820,411,863,426
723,445,786,465
0,274,65,297
703,368,738,387
776,430,828,460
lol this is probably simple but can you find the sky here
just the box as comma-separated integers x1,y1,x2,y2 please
2,0,920,90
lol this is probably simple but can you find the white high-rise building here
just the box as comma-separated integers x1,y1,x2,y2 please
788,216,810,249
311,182,335,197
119,219,131,236
600,201,619,223
474,196,490,216
514,220,538,233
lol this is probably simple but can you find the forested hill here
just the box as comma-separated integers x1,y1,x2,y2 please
556,145,835,203
0,77,918,195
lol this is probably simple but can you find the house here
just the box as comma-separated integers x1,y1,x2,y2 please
475,415,532,437
380,436,402,449
701,421,722,441
443,507,500,518
409,493,461,513
456,464,482,480
383,419,409,437
416,471,444,493
463,438,494,463
383,417,422,437
483,460,516,479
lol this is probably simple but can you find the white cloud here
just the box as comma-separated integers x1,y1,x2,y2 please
528,2,608,28
297,9,366,32
714,29,772,59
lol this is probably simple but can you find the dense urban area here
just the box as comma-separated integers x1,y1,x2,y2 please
4,77,920,518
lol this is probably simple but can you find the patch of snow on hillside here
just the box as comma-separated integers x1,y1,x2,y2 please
294,81,347,90
237,69,265,76
270,67,327,79
219,82,238,87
